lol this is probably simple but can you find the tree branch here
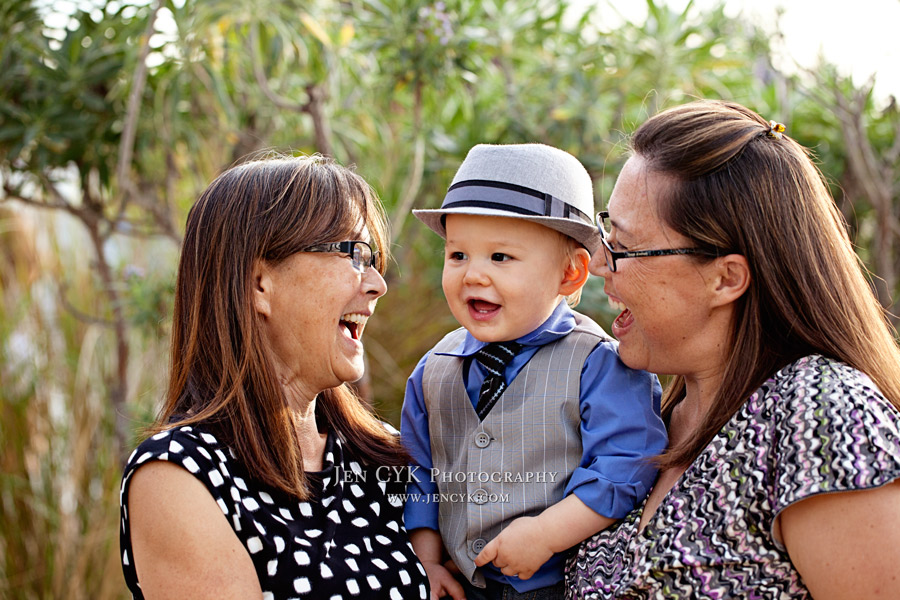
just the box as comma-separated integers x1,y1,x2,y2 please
115,0,162,221
827,79,898,315
391,134,425,236
3,175,88,224
3,183,72,214
390,81,425,236
248,23,335,156
83,213,131,458
58,282,115,328
249,23,306,112
885,108,900,165
304,83,334,157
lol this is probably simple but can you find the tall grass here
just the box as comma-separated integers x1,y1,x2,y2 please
0,207,169,599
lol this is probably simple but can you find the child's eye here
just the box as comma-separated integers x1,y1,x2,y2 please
447,251,467,261
491,253,512,262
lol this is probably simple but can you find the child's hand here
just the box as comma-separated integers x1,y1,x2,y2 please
473,516,553,580
421,559,466,600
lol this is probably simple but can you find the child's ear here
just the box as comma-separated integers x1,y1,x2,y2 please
709,253,750,307
252,259,274,318
559,247,590,296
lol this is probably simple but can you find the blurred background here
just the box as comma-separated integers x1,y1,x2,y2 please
2,0,898,597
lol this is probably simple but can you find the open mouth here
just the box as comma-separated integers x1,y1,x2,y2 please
468,299,501,321
340,313,367,341
608,297,633,336
613,307,633,329
469,299,500,313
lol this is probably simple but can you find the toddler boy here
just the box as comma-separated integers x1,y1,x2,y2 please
401,143,667,599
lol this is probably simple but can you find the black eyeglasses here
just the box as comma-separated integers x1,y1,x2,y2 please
300,240,380,273
596,211,718,272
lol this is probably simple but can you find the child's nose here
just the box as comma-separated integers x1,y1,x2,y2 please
463,261,490,285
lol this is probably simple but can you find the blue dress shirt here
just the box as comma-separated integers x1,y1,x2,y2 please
400,301,667,592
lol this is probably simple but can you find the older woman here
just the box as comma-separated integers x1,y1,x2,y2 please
120,155,428,599
567,100,900,599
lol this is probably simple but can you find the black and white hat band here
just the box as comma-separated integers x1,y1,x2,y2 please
442,179,593,226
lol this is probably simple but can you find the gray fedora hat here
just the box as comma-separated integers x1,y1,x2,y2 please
413,143,602,252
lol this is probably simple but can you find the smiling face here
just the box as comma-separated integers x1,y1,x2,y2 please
589,156,734,378
254,226,387,403
441,214,581,343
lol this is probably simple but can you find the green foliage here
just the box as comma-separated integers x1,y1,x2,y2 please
2,0,899,597
120,261,176,340
0,3,148,191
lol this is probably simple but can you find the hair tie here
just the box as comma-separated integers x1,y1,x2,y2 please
766,120,786,139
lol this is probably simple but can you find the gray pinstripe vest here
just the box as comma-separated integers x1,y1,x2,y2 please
422,311,609,587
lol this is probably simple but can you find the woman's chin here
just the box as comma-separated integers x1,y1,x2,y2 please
616,342,651,373
340,361,367,387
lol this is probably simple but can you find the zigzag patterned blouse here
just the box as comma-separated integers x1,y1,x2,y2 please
566,355,900,599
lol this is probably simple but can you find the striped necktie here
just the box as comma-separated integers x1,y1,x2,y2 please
473,341,523,420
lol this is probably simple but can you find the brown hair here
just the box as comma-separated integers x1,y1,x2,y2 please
631,100,900,467
154,154,406,498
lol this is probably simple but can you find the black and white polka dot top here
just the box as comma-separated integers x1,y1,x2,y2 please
120,424,429,600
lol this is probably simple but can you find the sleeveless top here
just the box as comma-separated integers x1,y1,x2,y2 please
566,355,900,599
120,425,429,600
423,315,607,586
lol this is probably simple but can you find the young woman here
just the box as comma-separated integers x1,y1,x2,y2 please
568,100,900,599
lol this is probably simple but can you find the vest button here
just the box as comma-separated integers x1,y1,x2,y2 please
474,432,491,448
472,538,487,553
472,488,488,504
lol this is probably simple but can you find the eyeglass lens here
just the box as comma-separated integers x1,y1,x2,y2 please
352,241,380,272
595,212,616,272
352,243,369,271
596,212,608,237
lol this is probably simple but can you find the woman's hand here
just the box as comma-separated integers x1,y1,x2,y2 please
780,480,900,599
409,527,466,600
419,559,466,600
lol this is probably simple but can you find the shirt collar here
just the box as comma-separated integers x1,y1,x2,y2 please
436,300,575,357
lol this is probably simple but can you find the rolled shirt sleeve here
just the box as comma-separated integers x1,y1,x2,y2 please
565,340,668,519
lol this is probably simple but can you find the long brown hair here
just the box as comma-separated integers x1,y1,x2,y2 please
631,100,900,467
154,153,407,498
